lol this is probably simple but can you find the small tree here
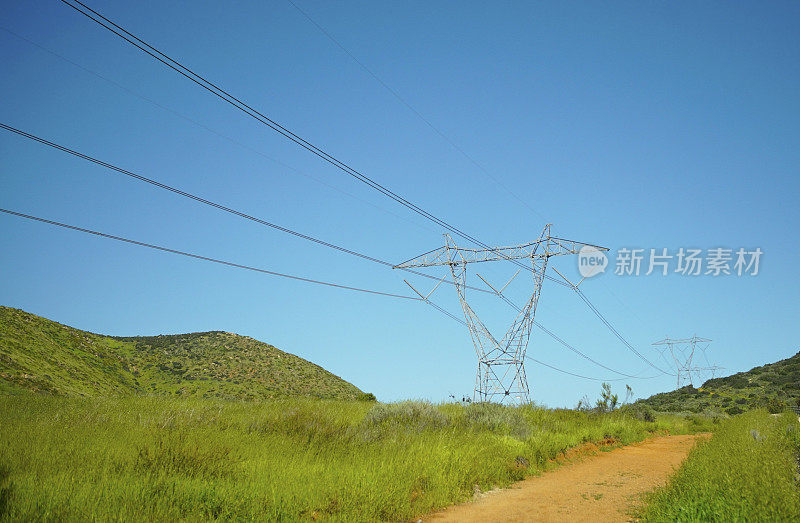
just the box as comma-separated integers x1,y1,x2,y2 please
623,384,634,405
595,382,619,413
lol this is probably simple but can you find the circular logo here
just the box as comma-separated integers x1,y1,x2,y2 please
578,246,607,278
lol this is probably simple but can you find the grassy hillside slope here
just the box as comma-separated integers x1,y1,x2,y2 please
638,350,800,414
0,306,362,400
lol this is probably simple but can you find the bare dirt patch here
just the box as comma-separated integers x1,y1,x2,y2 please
424,433,708,522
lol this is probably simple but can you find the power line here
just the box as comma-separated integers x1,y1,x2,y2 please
58,0,492,251
0,122,491,295
4,125,624,385
0,123,386,266
285,0,548,222
493,265,673,377
532,320,659,380
57,0,575,286
0,207,419,301
0,198,616,383
572,286,675,376
470,268,657,380
0,203,623,383
0,25,436,235
426,300,467,326
420,296,632,382
483,249,673,378
4,21,571,298
496,270,674,379
524,355,629,382
281,2,672,380
54,0,667,384
3,202,628,384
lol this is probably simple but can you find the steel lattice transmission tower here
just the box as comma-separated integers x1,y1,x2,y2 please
652,336,721,389
395,224,607,405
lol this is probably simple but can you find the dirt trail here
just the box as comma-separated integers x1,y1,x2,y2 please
425,434,707,523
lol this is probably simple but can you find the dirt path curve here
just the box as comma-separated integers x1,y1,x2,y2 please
425,434,707,523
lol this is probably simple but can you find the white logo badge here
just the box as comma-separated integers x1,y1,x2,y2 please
578,246,607,278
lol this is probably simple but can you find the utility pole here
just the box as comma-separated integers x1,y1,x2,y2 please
652,336,721,388
395,224,607,405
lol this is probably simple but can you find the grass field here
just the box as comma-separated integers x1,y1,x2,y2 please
639,409,800,521
0,393,710,521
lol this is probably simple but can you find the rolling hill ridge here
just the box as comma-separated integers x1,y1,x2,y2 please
638,350,800,414
0,306,364,400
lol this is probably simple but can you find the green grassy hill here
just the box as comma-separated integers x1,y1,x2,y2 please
638,350,800,415
0,306,363,400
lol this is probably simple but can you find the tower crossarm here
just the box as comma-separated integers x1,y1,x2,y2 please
393,237,608,269
653,337,712,345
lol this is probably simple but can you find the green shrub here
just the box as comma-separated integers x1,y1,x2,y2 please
458,402,530,438
357,392,377,402
362,400,450,431
622,404,656,422
765,398,786,414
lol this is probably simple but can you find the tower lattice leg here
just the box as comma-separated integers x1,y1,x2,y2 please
445,235,549,406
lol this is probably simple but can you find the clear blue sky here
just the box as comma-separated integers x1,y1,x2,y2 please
1,1,798,406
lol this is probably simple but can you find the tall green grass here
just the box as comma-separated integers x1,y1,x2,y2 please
0,394,707,521
640,409,800,521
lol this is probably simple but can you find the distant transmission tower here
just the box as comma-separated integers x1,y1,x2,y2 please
652,336,721,388
395,224,606,405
